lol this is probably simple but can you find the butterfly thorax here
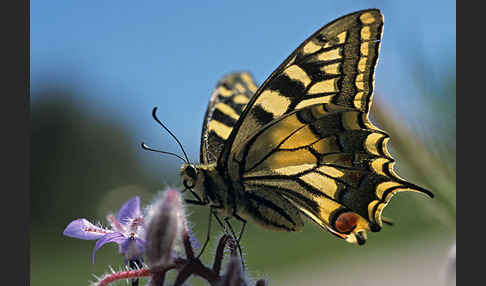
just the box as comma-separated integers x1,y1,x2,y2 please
181,163,238,216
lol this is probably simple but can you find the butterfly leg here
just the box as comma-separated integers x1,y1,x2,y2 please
224,217,246,271
233,213,247,242
212,212,226,229
197,205,226,258
197,207,213,258
185,199,206,205
183,187,205,204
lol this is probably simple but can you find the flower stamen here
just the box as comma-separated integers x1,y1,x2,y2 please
108,215,126,233
83,227,111,234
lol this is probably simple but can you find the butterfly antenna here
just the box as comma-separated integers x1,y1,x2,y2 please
141,142,188,164
151,106,191,164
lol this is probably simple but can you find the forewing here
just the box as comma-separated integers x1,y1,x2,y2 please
200,72,258,164
220,9,384,176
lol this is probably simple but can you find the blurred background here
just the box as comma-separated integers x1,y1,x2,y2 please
31,1,455,285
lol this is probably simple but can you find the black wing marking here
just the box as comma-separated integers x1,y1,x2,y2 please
219,9,384,179
239,104,432,236
200,72,258,164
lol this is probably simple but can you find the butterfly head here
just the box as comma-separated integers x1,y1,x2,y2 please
181,163,199,190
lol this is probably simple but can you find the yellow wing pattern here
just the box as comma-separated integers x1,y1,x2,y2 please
240,104,432,243
213,9,433,244
222,9,385,173
200,72,258,164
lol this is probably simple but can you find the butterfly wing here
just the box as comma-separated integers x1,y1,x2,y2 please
240,104,433,243
220,9,385,173
216,9,433,243
200,72,258,164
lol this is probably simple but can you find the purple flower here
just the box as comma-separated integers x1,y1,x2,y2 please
63,196,146,264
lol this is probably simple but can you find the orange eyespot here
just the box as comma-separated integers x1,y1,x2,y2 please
335,212,359,233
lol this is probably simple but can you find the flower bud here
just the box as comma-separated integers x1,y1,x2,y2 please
218,256,246,286
145,189,184,268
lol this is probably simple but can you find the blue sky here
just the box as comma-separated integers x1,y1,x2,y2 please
31,0,456,171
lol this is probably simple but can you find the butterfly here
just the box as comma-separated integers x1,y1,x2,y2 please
179,8,433,247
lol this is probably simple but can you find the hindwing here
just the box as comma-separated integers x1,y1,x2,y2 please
239,104,433,242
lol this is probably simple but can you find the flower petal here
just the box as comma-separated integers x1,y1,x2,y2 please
91,232,126,264
120,237,146,261
63,219,111,240
187,227,201,249
135,238,146,255
117,196,142,223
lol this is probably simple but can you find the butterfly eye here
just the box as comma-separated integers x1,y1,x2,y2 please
334,212,359,234
186,165,197,179
182,165,197,189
